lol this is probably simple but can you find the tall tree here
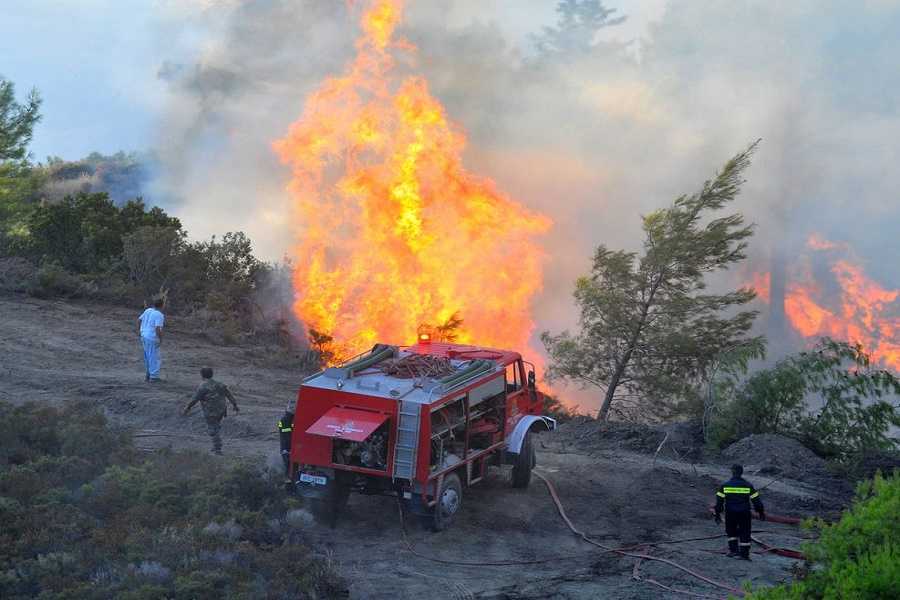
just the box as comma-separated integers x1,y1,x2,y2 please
0,77,42,234
542,142,764,420
0,77,41,162
532,0,626,56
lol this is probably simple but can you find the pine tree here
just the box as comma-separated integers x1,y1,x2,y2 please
542,142,764,420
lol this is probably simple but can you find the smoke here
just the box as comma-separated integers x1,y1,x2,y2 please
151,1,354,258
154,1,900,408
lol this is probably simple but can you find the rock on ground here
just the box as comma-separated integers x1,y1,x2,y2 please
722,433,829,481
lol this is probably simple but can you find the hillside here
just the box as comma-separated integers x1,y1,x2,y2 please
0,293,857,599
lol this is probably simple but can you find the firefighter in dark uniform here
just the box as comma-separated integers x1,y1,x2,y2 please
715,464,765,560
278,411,294,480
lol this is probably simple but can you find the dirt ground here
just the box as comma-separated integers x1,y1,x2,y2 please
0,293,849,599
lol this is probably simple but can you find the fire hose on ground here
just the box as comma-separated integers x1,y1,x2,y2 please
532,471,747,597
396,469,811,597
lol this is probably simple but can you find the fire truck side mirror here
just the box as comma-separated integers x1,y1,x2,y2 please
527,370,536,390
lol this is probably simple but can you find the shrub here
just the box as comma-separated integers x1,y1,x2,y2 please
748,471,900,599
708,338,900,461
26,261,89,298
0,401,345,599
121,224,186,301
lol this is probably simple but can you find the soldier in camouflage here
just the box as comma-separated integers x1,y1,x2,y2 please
183,367,240,455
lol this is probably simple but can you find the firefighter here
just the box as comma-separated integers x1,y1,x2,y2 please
714,464,765,560
183,367,240,455
278,410,294,480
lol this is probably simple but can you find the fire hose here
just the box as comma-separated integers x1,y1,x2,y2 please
705,507,806,559
533,471,747,597
395,470,809,596
396,474,750,597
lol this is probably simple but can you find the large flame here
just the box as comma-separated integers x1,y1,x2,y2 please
274,0,551,360
751,235,899,371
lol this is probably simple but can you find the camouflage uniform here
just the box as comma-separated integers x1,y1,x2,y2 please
185,379,239,454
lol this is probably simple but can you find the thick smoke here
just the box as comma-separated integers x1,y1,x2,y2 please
155,1,900,409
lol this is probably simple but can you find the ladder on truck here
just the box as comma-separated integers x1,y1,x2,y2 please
393,400,421,480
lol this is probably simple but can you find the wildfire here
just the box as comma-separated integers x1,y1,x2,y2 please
748,271,771,303
274,0,551,360
751,235,899,372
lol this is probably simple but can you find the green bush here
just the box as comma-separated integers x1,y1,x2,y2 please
23,193,180,273
25,261,90,298
709,339,900,461
0,401,345,599
748,471,900,599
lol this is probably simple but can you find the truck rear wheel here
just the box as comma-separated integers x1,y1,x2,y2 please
511,432,535,488
432,473,462,531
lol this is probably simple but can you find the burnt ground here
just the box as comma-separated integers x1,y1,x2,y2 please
0,293,854,599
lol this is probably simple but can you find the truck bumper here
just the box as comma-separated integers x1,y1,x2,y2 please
294,467,337,500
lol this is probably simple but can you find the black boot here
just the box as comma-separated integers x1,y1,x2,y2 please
727,538,739,557
739,545,751,560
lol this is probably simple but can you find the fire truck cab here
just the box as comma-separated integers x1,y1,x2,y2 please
289,340,556,529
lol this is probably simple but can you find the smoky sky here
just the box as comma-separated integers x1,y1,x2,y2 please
5,1,899,408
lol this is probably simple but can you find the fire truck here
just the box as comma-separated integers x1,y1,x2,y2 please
289,337,556,529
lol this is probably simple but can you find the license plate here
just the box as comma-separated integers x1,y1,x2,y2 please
299,473,327,486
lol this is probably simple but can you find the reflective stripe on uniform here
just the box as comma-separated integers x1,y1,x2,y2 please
716,491,726,498
750,491,760,499
738,542,752,547
723,486,751,494
728,537,738,541
279,427,292,432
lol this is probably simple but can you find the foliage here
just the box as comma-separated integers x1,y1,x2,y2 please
306,328,336,369
23,193,180,273
122,225,189,301
0,76,287,346
32,151,159,207
0,76,41,162
11,191,272,328
543,394,579,423
0,76,42,236
747,471,900,599
531,0,626,56
701,339,768,442
709,338,900,461
542,143,763,420
192,231,267,314
435,311,464,343
26,260,93,298
0,401,344,599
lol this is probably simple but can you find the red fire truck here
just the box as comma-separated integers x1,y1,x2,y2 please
289,337,556,529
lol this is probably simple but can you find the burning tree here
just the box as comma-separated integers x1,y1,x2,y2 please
543,143,763,421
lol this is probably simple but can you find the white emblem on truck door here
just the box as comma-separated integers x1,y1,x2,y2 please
327,421,364,436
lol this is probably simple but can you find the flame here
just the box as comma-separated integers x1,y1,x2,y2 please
748,271,771,303
274,0,551,361
750,235,899,371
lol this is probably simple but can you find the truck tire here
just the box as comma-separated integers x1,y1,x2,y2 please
432,473,462,531
511,432,535,488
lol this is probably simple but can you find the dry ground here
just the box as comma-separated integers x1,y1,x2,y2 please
0,293,842,599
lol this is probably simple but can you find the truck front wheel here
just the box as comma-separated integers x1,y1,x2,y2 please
432,473,462,531
511,432,535,488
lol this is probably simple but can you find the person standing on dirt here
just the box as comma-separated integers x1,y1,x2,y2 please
183,367,240,455
278,410,294,481
714,464,765,560
138,299,165,382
